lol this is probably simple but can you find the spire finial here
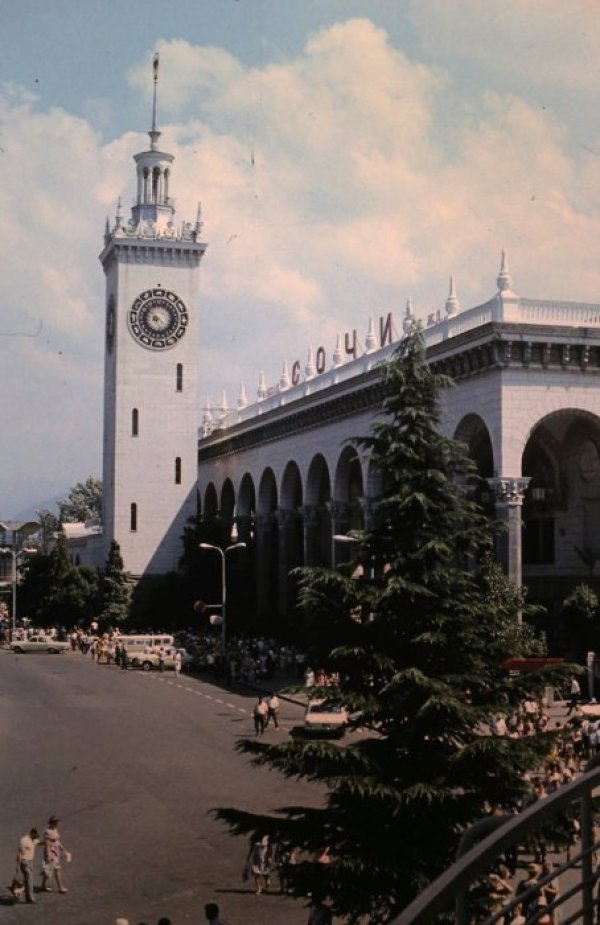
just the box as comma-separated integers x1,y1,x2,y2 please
403,297,414,332
497,249,515,294
150,52,160,151
445,276,460,315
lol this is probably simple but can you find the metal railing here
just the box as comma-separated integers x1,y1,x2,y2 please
393,763,600,925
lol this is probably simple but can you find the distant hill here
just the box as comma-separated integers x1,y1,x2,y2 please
13,492,65,522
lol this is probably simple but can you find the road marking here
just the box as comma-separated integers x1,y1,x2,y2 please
215,698,223,704
238,708,246,714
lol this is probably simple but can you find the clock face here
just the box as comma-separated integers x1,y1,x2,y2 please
128,288,188,350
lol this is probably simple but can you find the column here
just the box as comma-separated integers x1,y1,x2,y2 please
303,505,320,567
328,501,352,566
255,513,277,624
487,476,531,606
276,508,303,620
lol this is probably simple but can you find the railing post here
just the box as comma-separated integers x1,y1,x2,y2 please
581,791,595,925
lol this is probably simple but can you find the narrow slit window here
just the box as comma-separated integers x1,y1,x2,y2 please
175,457,182,484
130,502,137,532
132,408,139,436
176,363,183,392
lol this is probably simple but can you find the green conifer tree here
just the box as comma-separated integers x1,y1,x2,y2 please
99,540,130,625
216,326,567,923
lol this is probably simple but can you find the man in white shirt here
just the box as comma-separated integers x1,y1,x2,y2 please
16,827,39,903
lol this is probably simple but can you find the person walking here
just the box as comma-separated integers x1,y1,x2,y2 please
266,692,280,729
158,648,166,672
41,815,71,893
15,826,40,903
253,697,268,735
567,676,582,715
174,650,182,678
247,836,272,894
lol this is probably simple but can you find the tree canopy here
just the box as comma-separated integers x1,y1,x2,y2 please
215,325,567,923
59,476,102,524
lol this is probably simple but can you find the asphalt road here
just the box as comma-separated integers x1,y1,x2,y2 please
0,651,320,925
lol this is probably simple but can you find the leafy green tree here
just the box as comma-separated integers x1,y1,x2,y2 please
59,476,102,524
34,508,59,553
18,532,99,626
559,583,600,661
216,326,568,923
98,540,129,625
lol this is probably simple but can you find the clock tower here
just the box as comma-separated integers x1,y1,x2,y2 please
100,56,206,576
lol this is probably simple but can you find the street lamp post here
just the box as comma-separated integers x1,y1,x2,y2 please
0,520,40,632
199,538,246,650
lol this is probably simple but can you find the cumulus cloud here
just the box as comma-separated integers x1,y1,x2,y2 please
2,11,600,514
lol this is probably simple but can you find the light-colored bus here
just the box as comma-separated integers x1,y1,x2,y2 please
118,634,174,655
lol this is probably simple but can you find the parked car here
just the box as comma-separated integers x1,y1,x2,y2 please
128,647,192,672
303,699,348,738
11,635,70,654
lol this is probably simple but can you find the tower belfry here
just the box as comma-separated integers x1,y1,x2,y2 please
99,54,207,577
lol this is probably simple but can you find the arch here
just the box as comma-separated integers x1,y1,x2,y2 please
333,445,364,533
204,483,218,518
454,413,494,478
175,457,181,485
520,409,600,620
176,363,183,392
238,473,256,518
258,467,278,515
305,453,332,567
221,479,235,522
305,454,331,507
130,502,137,532
256,468,279,628
132,408,139,437
280,460,303,511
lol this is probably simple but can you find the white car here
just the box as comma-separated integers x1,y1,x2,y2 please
303,699,348,738
128,647,191,672
11,635,70,654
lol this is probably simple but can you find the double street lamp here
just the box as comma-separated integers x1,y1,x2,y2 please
0,520,40,632
200,531,246,650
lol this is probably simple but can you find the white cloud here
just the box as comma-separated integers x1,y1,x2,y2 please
2,13,600,514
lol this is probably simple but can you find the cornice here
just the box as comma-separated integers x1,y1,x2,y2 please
99,236,206,269
198,320,600,463
198,378,387,463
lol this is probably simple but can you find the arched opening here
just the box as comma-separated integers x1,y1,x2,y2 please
175,457,182,485
305,454,332,566
130,503,137,532
204,483,218,519
257,468,279,630
132,408,139,437
176,364,183,392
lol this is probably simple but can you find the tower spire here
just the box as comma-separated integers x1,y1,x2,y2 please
150,52,160,151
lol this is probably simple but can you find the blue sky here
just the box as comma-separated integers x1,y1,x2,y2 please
1,0,599,517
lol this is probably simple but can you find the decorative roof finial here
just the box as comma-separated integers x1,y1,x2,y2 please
279,360,291,391
149,52,160,151
445,276,460,316
497,249,514,294
365,317,377,353
403,297,414,332
194,202,203,236
115,196,122,229
237,382,248,409
257,370,266,400
332,334,343,368
305,347,316,380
